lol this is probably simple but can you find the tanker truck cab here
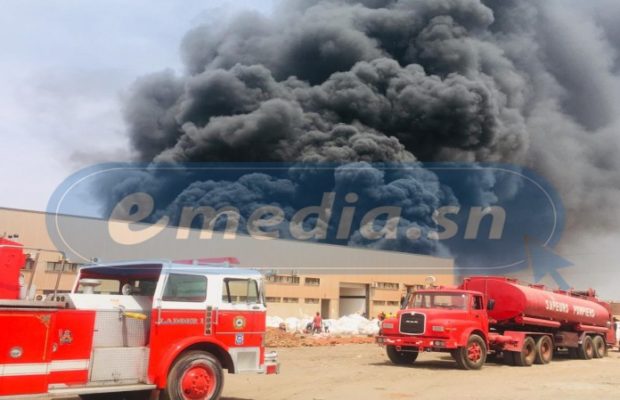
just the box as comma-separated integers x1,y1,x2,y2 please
377,288,492,370
0,259,278,400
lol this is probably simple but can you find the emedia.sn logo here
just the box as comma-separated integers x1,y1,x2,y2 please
46,162,568,286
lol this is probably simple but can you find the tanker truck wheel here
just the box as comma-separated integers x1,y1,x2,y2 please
386,346,419,365
592,335,606,358
577,336,595,360
534,336,553,364
162,350,223,400
453,334,487,370
513,337,536,367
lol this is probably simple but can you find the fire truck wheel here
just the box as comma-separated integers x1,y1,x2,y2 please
454,334,487,370
534,336,553,365
163,351,223,400
386,346,419,365
513,337,536,367
592,335,606,359
577,336,595,360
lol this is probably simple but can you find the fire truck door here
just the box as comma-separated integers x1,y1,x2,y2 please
215,278,265,373
149,272,211,370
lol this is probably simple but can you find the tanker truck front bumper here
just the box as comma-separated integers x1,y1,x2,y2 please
376,335,460,351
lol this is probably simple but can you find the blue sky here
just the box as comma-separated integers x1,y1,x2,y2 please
0,0,274,211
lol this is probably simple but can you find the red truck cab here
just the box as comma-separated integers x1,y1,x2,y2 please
377,289,491,369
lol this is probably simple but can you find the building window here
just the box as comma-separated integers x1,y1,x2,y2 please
265,275,300,285
407,284,425,292
282,297,299,303
266,297,281,303
375,281,399,290
373,300,386,306
304,298,319,304
387,301,399,306
46,261,82,273
304,277,320,286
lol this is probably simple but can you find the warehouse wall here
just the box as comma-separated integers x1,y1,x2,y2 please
0,207,456,319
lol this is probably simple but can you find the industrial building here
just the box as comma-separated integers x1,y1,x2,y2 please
0,207,455,319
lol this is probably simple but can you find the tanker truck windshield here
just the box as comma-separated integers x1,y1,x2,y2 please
407,292,468,310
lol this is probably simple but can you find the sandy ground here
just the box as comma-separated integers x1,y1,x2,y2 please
51,342,620,400
223,344,620,400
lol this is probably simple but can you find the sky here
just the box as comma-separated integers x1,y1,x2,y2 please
2,0,620,297
0,0,274,211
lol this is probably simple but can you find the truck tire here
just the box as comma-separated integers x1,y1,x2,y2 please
163,350,223,400
386,346,418,365
513,336,536,367
577,336,594,360
534,336,553,365
453,334,487,370
592,335,606,359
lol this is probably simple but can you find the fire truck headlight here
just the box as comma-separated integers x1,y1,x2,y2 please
431,325,445,332
382,322,394,330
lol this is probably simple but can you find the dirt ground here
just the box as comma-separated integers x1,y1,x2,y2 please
265,328,375,347
53,338,620,400
223,344,620,400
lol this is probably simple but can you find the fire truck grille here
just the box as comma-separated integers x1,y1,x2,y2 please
399,312,425,335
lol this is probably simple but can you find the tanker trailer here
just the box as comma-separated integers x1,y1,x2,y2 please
463,276,613,365
375,276,613,370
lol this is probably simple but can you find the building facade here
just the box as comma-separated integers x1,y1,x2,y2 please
1,207,455,318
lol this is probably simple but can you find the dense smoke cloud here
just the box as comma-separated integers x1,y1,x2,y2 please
123,0,620,252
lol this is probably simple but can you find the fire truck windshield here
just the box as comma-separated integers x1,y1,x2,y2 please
407,292,468,310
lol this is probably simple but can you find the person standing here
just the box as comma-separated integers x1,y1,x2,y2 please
312,312,322,334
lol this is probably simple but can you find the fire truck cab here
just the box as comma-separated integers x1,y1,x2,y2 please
0,259,278,400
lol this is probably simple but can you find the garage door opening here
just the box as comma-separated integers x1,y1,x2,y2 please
339,283,368,317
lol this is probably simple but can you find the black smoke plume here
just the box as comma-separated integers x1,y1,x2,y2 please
122,0,620,259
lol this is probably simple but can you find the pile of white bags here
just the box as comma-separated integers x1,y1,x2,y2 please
266,314,380,335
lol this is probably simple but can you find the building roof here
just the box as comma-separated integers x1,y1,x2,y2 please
80,260,261,278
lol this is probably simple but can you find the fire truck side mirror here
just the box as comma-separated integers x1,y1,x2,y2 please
487,299,495,311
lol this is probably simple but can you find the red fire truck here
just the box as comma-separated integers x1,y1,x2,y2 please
0,239,278,399
376,276,614,370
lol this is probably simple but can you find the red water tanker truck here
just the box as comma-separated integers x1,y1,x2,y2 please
376,276,614,370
